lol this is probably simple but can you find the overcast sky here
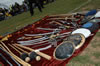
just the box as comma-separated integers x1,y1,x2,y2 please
0,0,24,9
0,0,24,6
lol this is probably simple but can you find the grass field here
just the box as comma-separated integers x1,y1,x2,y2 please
0,0,100,66
0,0,86,35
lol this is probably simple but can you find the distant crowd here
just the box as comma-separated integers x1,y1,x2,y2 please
0,0,55,21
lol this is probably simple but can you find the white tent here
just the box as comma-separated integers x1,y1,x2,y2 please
0,0,24,9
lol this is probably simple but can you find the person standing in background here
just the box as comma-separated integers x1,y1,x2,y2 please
23,1,29,12
39,0,45,8
28,0,43,16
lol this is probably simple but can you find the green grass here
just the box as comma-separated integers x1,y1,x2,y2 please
71,55,91,64
93,52,100,58
0,0,86,35
92,42,100,48
95,63,100,66
79,0,100,11
95,32,100,36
